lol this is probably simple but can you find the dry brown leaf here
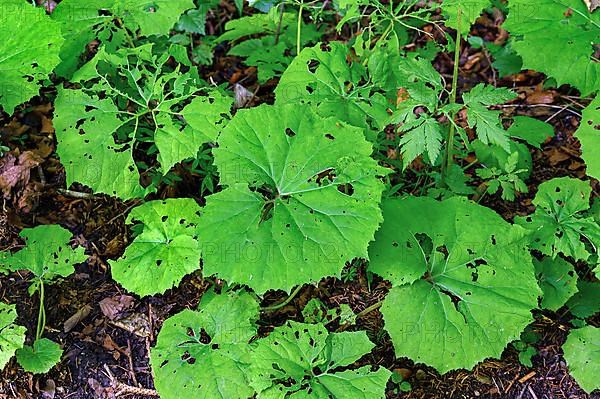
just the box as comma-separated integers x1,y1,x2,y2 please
99,295,135,320
63,305,92,332
0,152,43,198
583,0,600,12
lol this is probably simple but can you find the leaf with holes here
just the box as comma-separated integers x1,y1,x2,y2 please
503,0,600,95
0,303,26,371
198,103,388,294
563,326,600,393
276,43,392,140
534,257,579,311
0,225,86,286
109,199,202,296
368,196,540,373
52,0,195,77
54,44,232,199
248,321,390,398
15,338,63,374
151,290,259,399
515,177,600,262
575,95,600,180
0,0,63,113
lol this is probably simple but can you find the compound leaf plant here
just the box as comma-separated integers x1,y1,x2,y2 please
1,0,600,396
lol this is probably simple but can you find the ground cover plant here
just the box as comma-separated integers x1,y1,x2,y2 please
0,0,599,397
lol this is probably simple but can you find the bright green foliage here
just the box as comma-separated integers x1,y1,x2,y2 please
462,84,517,151
15,338,63,374
575,96,600,180
219,10,321,82
442,0,491,36
566,281,600,318
0,225,86,285
534,257,578,311
0,1,63,113
151,290,259,399
507,116,555,149
476,149,529,201
563,326,600,393
249,321,390,398
0,303,26,370
276,43,393,140
52,0,194,77
54,44,233,199
369,196,540,373
176,0,220,35
515,177,600,262
503,0,600,95
198,103,388,294
110,199,202,296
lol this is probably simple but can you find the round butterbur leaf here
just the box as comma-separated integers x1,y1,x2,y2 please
16,338,63,374
369,196,541,373
198,103,388,293
563,326,600,393
0,303,26,370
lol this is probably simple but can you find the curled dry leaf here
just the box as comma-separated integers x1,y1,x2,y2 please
0,151,43,198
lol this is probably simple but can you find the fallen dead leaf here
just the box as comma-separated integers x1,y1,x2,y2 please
99,295,135,320
0,151,43,198
583,0,600,12
64,305,92,332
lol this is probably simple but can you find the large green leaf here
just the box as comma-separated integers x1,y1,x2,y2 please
0,303,26,370
575,96,600,180
369,196,540,373
534,257,578,311
249,321,390,398
52,0,194,77
15,338,63,374
151,290,259,399
110,199,202,296
563,326,600,393
0,225,86,284
0,1,63,113
503,0,600,95
198,103,388,293
54,44,232,199
275,43,392,139
515,177,600,262
566,280,600,318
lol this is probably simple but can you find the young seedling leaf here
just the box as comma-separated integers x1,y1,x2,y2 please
0,0,63,113
110,199,202,296
16,338,63,374
442,0,491,36
503,0,600,95
574,96,600,180
0,303,26,370
534,257,579,311
151,290,259,399
563,326,600,393
369,196,540,373
198,103,388,293
248,321,390,398
515,177,600,262
0,225,86,284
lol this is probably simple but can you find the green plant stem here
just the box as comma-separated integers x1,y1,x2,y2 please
35,280,46,341
355,301,383,319
297,1,304,55
261,285,303,312
442,7,462,183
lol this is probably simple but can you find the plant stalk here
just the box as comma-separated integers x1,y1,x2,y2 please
261,285,303,312
297,1,304,55
35,280,46,341
442,7,462,182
